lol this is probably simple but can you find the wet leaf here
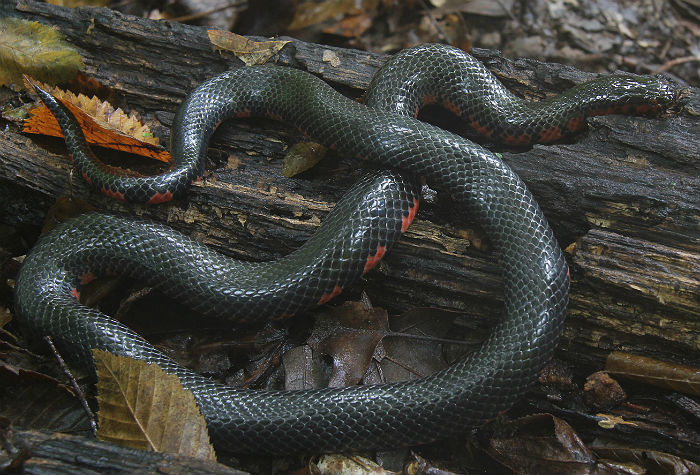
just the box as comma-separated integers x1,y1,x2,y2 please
308,301,388,388
23,78,170,163
41,195,95,234
93,349,216,461
372,307,457,383
282,142,327,177
283,345,321,390
208,31,289,66
0,18,83,88
591,443,700,475
489,414,603,475
605,352,700,396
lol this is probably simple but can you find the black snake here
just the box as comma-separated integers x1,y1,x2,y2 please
15,44,675,453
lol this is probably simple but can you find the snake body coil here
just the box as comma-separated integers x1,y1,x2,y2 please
15,44,674,453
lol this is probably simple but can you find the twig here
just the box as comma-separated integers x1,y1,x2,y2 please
382,354,423,377
419,0,450,44
43,336,98,436
653,55,700,74
170,0,247,23
385,331,476,346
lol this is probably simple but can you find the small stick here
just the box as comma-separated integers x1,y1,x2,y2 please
43,336,98,436
170,1,246,23
653,55,700,74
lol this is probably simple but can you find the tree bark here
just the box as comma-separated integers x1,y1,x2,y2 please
1,0,698,370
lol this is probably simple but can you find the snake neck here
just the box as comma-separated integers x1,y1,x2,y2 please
366,43,676,145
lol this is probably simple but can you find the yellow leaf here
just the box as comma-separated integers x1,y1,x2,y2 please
208,31,289,66
92,349,216,461
0,18,83,89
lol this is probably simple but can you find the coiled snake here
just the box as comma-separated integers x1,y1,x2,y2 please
14,44,675,453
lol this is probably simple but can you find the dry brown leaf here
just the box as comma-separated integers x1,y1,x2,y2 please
93,349,216,461
321,13,373,38
288,0,378,31
208,31,289,66
311,301,388,388
0,18,83,88
41,195,96,235
606,351,700,396
23,78,170,163
489,414,598,475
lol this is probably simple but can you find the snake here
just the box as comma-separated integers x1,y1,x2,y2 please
14,44,675,453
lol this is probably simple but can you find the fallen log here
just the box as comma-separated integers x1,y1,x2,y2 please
0,0,698,465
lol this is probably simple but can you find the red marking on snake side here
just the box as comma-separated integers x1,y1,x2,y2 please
195,175,203,182
363,245,387,275
81,172,92,185
80,273,96,285
236,109,251,118
318,285,342,305
539,126,562,143
401,197,420,232
634,104,655,114
442,99,462,116
266,112,283,121
567,115,584,132
147,191,173,204
590,106,620,116
422,94,437,106
271,312,296,321
70,288,80,300
101,187,125,201
501,133,532,145
469,118,493,138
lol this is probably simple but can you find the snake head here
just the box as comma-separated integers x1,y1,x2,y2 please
608,75,678,113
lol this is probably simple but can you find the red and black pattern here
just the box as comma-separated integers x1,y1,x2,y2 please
367,44,676,146
16,44,676,454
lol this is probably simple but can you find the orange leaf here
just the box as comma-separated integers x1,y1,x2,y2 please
23,78,171,163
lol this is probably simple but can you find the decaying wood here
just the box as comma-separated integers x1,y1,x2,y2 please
3,429,247,474
1,0,697,366
0,0,699,462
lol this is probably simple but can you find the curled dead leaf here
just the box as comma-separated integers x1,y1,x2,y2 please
207,31,289,66
23,77,169,162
